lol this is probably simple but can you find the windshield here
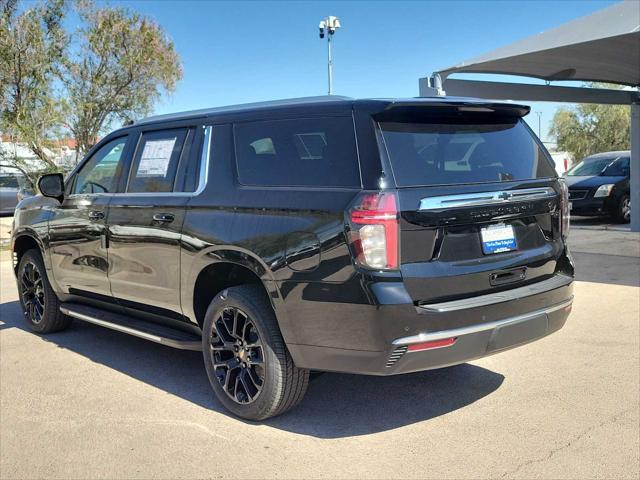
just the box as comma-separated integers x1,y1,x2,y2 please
379,118,555,187
566,157,616,176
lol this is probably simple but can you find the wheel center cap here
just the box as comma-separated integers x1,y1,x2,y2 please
237,349,247,361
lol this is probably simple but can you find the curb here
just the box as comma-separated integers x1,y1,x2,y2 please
571,225,633,232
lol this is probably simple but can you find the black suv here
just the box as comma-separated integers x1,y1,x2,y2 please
12,96,574,420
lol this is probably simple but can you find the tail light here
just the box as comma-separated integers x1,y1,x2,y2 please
347,191,399,270
559,179,570,239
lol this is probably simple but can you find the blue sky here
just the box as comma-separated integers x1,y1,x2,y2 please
106,0,616,145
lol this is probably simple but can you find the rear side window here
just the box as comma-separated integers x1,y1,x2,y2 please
234,117,360,188
128,129,187,193
380,118,556,187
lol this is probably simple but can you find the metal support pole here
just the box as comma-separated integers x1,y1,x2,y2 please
536,112,542,139
631,103,640,232
319,16,339,95
327,33,333,95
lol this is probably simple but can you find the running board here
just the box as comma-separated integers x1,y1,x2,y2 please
60,303,202,351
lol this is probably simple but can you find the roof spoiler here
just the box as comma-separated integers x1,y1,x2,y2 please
373,99,530,121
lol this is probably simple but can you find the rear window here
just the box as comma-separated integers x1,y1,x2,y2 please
380,118,556,187
234,117,360,188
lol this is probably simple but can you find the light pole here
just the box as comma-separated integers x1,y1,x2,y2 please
535,111,542,139
319,16,341,95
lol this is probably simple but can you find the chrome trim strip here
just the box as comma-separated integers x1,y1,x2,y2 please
418,274,573,313
418,187,556,211
393,297,573,346
60,307,202,351
195,125,212,196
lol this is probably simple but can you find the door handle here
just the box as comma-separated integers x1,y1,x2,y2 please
490,267,527,286
153,213,175,223
88,210,105,220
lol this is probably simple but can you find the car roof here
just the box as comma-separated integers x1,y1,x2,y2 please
133,95,531,127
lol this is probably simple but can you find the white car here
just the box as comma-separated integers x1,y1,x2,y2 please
549,151,572,176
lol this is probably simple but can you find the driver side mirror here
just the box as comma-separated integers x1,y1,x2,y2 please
37,173,65,203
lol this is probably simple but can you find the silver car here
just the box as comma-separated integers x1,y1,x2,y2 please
0,172,27,215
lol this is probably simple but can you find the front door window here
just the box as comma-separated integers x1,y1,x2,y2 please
73,137,128,194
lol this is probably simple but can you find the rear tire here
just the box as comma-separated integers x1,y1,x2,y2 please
202,285,309,420
17,249,71,333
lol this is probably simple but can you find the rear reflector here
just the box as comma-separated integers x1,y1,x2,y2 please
407,337,457,352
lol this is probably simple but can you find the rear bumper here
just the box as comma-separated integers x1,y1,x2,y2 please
287,275,573,375
385,297,572,374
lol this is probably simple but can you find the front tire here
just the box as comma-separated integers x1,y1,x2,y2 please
202,285,309,420
614,194,631,223
17,249,71,333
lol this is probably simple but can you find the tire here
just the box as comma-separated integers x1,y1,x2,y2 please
202,285,309,420
614,194,631,223
309,371,326,381
17,249,71,333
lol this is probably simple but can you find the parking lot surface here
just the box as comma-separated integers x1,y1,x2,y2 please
1,228,639,479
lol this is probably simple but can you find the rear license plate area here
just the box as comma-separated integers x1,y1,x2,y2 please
481,223,517,254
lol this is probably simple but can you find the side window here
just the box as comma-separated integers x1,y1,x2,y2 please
234,117,360,188
180,126,209,193
128,129,187,193
73,137,128,194
604,157,630,176
620,157,631,176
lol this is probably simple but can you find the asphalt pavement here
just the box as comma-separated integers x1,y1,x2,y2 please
1,227,638,479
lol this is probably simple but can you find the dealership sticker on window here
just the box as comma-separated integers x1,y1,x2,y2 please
136,138,176,177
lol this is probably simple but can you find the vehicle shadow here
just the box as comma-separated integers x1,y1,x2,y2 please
572,252,640,287
570,216,615,228
0,299,504,438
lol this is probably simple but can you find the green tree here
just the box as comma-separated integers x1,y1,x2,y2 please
64,2,182,155
1,0,182,176
0,0,67,171
550,84,630,163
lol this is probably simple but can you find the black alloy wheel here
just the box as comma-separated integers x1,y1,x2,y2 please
202,285,309,420
211,306,265,404
20,260,45,324
17,249,71,333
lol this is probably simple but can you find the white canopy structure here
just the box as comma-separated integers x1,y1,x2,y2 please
420,0,640,231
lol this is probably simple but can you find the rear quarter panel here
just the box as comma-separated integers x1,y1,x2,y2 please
179,124,361,346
